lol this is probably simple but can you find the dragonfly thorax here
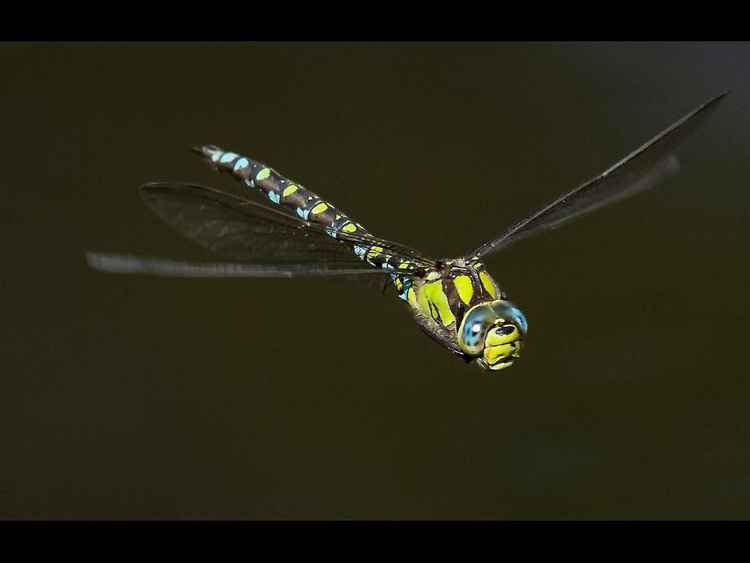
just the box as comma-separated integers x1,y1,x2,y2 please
410,260,502,326
403,260,527,370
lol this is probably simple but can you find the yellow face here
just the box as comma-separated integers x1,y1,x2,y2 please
479,322,523,370
457,300,528,372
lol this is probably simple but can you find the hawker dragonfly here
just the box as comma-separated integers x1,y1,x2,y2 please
88,93,727,371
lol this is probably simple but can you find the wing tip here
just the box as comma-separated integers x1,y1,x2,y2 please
85,251,116,273
84,250,97,269
696,91,730,115
138,181,173,201
138,181,211,197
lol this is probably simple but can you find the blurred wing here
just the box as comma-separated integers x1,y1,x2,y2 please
138,182,435,273
467,92,728,260
86,252,391,278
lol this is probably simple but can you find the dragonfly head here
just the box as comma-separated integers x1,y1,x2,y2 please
458,300,528,371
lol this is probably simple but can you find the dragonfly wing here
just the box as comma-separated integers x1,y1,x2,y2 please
139,182,434,273
141,182,362,264
467,92,728,260
86,252,391,278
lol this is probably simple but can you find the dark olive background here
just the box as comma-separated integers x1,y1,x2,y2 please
2,42,749,519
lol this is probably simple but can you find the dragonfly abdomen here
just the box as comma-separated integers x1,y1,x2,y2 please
193,145,422,287
193,145,353,228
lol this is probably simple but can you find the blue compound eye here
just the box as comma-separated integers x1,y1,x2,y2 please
465,322,483,345
490,301,528,336
458,304,497,356
459,300,529,357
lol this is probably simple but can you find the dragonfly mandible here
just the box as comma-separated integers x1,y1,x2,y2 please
88,93,727,371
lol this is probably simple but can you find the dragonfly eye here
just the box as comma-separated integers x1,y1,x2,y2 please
490,300,528,337
459,300,527,371
458,303,501,356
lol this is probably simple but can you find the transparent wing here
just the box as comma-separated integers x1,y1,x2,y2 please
86,252,392,278
466,92,728,260
137,182,436,273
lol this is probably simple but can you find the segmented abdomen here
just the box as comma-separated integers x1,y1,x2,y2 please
193,145,419,296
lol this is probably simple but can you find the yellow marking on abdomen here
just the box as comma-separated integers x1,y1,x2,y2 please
311,202,329,214
282,185,299,197
342,223,357,233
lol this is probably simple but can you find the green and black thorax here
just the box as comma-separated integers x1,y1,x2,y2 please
403,259,506,351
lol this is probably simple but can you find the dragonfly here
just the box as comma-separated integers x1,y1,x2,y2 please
88,93,727,371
